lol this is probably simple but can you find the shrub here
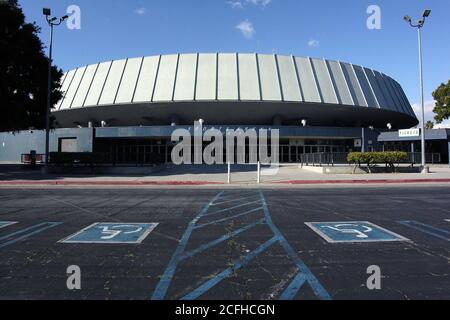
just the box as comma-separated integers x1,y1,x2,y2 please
347,152,408,173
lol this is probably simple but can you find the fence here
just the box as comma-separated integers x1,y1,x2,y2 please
301,152,442,167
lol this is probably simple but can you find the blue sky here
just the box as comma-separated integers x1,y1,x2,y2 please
19,0,450,125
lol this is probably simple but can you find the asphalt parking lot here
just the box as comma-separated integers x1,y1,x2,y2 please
0,186,449,300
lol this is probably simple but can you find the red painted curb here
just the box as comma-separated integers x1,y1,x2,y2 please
0,180,224,186
275,179,450,185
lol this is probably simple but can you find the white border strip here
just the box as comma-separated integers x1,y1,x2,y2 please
59,222,159,244
305,221,409,243
0,221,18,230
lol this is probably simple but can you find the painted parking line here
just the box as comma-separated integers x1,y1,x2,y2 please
398,220,450,242
59,222,158,244
305,221,409,243
0,221,18,230
194,207,263,229
0,222,62,249
152,191,330,301
203,200,262,217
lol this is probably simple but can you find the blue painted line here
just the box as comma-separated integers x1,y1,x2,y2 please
181,218,266,261
181,236,279,300
212,195,260,206
218,191,257,199
258,191,331,300
151,191,224,300
279,271,307,300
204,200,262,217
0,222,62,249
195,207,263,229
398,220,450,242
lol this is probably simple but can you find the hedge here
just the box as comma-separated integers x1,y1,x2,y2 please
347,152,408,173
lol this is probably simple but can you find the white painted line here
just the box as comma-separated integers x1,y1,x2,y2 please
0,221,18,230
305,221,410,243
59,222,159,244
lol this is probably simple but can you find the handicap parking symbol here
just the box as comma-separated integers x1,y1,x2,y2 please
305,221,408,243
60,222,158,244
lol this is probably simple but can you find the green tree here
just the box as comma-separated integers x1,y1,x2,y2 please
425,120,434,129
432,79,450,124
0,0,63,132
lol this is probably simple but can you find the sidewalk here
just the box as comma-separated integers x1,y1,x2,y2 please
2,163,450,186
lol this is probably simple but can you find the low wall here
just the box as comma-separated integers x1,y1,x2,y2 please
302,165,421,174
46,165,165,175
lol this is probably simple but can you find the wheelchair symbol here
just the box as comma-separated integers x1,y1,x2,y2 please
324,224,373,238
98,225,144,240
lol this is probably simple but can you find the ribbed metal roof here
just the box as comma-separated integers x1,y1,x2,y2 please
54,53,417,128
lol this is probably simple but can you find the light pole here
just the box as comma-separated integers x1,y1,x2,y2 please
404,9,431,174
42,8,68,173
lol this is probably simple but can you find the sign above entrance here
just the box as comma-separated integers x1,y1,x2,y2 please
399,128,420,138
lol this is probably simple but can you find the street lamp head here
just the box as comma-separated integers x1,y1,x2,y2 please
43,8,51,16
61,15,69,21
403,15,412,23
422,9,431,18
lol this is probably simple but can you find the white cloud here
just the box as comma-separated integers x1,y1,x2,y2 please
411,100,450,128
236,20,255,39
246,0,272,7
134,8,147,15
226,1,244,9
308,39,320,47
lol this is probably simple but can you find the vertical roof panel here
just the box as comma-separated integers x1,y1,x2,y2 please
238,54,260,101
340,62,367,106
258,54,282,101
84,61,112,106
133,56,160,103
311,58,338,104
383,75,408,114
115,57,143,104
60,66,86,109
71,64,97,108
276,55,302,102
353,65,377,107
373,70,396,111
195,53,217,100
153,54,178,102
98,59,127,105
173,54,197,101
295,57,321,103
56,68,77,110
364,68,387,109
327,60,353,105
217,53,238,100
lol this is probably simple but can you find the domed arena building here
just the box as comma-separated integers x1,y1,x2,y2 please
2,53,429,165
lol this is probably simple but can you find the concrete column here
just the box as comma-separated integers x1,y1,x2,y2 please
448,141,450,166
361,128,365,152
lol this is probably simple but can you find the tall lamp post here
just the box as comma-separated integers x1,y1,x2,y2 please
404,9,431,174
42,8,68,173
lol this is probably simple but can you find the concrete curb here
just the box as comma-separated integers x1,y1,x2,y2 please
1,179,450,186
275,179,450,185
0,180,224,186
